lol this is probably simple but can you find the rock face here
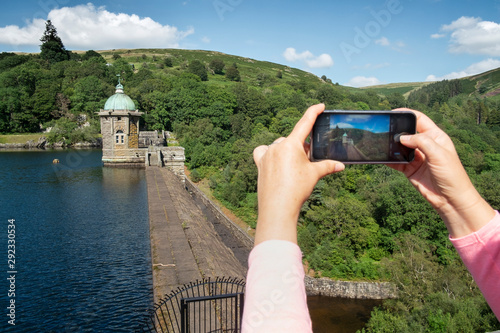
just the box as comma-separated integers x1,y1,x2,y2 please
26,136,48,148
305,276,397,299
0,136,102,149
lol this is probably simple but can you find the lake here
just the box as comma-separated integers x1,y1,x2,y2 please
0,149,153,332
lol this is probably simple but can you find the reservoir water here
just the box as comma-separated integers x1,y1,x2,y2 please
0,150,153,332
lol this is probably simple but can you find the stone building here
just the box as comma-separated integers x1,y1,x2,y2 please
98,77,185,178
98,78,144,167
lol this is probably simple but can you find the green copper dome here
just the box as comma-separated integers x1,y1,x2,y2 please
103,82,136,111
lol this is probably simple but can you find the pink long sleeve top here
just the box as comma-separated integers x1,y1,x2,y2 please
242,240,312,332
242,212,500,332
449,211,500,319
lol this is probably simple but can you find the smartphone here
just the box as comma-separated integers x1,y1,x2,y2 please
310,110,416,164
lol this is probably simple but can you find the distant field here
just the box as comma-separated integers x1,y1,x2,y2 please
360,82,431,97
0,134,44,144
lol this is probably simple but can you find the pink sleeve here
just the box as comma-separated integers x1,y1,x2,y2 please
450,211,500,319
242,240,312,333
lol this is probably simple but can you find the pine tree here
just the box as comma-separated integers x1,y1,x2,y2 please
40,20,69,64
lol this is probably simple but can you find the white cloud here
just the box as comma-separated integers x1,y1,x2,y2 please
345,76,382,88
430,33,446,39
375,37,390,46
336,122,354,129
373,37,405,52
283,47,334,69
306,54,334,68
442,16,480,31
426,58,500,81
0,3,194,50
283,48,313,62
435,16,500,56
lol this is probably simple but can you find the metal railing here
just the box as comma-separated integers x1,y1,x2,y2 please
138,277,245,333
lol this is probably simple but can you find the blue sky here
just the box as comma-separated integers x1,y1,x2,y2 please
331,114,389,133
1,0,500,87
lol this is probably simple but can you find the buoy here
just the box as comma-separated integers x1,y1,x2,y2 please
53,159,60,164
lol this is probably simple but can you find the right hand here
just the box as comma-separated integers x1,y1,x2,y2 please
388,108,495,238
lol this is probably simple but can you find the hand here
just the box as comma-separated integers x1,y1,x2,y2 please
389,108,495,238
253,104,345,245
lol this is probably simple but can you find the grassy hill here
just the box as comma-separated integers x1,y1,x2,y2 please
359,82,431,98
96,48,323,88
359,66,500,100
469,66,500,100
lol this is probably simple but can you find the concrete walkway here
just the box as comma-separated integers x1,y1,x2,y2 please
146,167,247,304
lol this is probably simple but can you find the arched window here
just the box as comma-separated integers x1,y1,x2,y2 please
115,130,125,144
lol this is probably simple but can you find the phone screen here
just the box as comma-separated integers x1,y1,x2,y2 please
311,110,416,164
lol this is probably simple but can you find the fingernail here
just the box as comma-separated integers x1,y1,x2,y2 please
400,135,411,142
334,163,345,172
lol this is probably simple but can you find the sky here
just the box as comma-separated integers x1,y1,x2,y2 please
331,114,389,133
1,0,500,87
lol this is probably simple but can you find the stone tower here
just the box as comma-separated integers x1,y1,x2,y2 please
98,77,144,167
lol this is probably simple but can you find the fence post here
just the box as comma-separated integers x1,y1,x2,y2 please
180,299,187,333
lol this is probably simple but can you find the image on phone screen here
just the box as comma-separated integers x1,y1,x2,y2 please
311,111,415,163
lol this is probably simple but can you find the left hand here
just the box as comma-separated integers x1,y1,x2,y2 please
253,103,345,245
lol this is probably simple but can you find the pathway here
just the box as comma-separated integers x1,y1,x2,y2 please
146,167,248,304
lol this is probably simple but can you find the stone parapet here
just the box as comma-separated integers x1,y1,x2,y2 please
184,178,254,252
305,276,397,299
146,146,186,179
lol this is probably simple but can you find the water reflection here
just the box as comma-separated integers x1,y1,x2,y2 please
308,295,382,333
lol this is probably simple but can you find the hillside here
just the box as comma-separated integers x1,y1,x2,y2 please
360,81,431,98
469,66,500,100
360,66,500,100
96,48,324,87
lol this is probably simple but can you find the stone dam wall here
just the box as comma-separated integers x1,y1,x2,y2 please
184,177,254,267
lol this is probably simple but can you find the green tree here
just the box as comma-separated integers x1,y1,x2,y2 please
40,20,69,64
109,58,134,83
187,59,208,81
387,92,406,109
81,50,104,62
142,90,170,130
226,64,240,82
269,107,302,136
209,59,225,75
0,53,30,73
164,57,173,67
70,76,107,114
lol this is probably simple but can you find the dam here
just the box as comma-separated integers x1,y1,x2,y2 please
146,166,252,305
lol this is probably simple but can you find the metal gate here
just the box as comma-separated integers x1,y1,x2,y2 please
138,277,245,333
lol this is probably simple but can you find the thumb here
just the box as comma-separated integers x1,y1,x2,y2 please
400,132,443,161
312,160,345,180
